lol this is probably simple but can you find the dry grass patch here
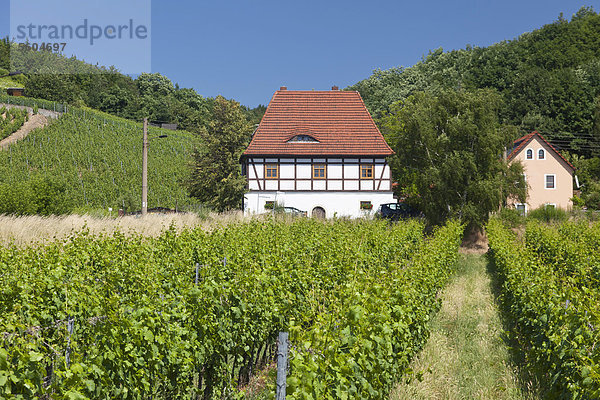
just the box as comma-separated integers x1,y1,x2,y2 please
0,211,252,246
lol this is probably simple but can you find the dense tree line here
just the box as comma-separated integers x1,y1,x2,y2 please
350,6,600,210
0,38,265,132
351,7,600,145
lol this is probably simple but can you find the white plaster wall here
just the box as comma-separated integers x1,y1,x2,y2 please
328,164,343,179
245,158,391,192
297,180,311,190
297,165,311,179
280,164,294,179
250,163,263,179
360,180,374,191
265,180,278,191
249,180,260,190
345,164,359,179
328,180,343,190
244,191,396,218
313,180,326,190
280,180,294,190
345,180,359,190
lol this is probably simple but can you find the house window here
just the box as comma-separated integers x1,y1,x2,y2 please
360,201,373,210
526,149,533,159
265,164,278,179
288,135,319,143
545,174,555,189
515,203,526,216
312,164,326,179
545,203,556,209
538,149,545,160
360,164,373,179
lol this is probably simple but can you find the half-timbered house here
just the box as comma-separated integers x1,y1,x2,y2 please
240,86,395,218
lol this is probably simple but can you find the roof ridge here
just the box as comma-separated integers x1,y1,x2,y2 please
242,88,395,157
508,131,575,171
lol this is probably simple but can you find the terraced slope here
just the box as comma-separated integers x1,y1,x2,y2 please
0,103,201,212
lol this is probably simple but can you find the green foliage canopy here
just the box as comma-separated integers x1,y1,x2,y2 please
351,7,600,157
188,96,252,211
382,89,527,229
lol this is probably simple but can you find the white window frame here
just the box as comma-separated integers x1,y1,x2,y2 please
515,203,527,215
526,148,533,160
545,203,556,209
537,148,546,160
544,174,556,190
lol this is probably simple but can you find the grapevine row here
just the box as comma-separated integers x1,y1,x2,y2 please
0,106,29,140
0,219,462,399
487,219,600,398
0,97,200,211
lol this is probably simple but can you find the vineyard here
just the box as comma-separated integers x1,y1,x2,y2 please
0,218,463,399
0,106,28,140
487,218,600,398
0,95,201,212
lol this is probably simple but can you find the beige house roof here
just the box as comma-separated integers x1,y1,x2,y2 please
508,131,575,172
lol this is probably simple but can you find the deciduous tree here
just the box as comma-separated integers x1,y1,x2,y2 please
188,96,252,211
382,89,527,230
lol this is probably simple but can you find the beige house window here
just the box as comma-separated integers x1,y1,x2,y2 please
538,149,545,160
360,164,374,179
312,164,326,179
265,164,279,179
526,149,533,159
545,174,555,189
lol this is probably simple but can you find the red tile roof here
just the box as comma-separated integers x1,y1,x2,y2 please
508,131,575,171
242,89,394,157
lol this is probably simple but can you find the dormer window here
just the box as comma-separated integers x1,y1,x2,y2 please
538,149,545,160
526,149,533,159
287,135,319,143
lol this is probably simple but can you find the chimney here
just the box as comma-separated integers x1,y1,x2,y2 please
280,86,287,91
331,85,339,91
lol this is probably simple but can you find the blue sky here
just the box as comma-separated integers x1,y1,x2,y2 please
0,1,595,106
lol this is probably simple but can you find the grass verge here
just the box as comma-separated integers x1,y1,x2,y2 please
391,254,540,400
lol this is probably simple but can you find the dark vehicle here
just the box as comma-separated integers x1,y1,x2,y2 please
376,203,421,220
281,206,307,217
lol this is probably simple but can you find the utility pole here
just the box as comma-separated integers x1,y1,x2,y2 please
142,118,148,216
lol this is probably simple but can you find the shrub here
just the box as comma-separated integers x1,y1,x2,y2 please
0,175,71,215
527,205,568,223
497,206,525,228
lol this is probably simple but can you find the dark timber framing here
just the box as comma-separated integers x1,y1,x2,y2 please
243,156,391,192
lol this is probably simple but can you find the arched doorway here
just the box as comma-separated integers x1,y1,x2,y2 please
312,206,326,219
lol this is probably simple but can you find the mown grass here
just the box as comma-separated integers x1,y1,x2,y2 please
391,254,540,400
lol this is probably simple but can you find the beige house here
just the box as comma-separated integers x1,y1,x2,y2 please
507,131,575,213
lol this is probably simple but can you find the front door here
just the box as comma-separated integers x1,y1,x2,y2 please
312,206,326,219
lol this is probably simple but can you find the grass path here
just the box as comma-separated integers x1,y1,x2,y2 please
391,253,539,400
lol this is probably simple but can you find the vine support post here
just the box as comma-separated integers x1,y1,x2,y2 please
65,317,75,367
276,331,289,400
